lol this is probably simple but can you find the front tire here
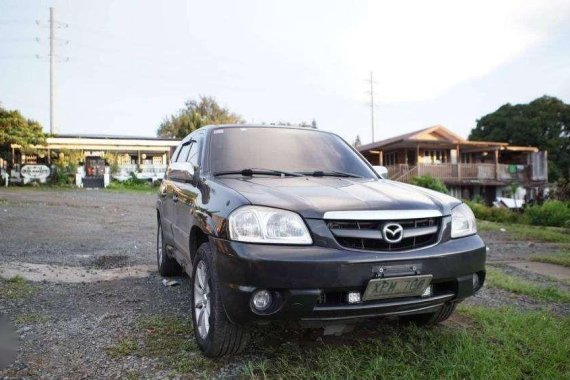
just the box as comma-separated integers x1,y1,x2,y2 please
192,242,249,357
157,220,181,276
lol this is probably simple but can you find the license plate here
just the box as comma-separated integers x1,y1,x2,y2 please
362,275,433,301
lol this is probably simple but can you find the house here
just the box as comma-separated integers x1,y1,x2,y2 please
358,125,548,204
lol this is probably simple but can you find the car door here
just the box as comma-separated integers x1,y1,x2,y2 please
168,141,192,252
160,143,184,246
173,133,204,264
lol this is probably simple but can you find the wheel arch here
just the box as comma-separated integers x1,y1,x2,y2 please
190,225,210,266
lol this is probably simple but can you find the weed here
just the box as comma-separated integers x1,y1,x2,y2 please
531,251,570,268
242,307,570,379
15,313,50,325
486,267,570,303
106,315,219,377
478,220,570,244
0,276,36,300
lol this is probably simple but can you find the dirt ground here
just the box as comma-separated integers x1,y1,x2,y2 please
0,188,568,378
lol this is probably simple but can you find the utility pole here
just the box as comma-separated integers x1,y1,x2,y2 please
369,71,375,142
364,71,377,143
49,7,56,135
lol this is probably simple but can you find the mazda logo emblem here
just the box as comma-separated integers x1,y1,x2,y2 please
382,223,404,243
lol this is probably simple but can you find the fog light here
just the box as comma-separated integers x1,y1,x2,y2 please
347,291,361,304
251,290,272,311
473,273,480,290
421,285,433,298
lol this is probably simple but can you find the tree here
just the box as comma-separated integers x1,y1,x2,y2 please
157,96,244,138
551,178,570,201
0,106,46,150
469,96,570,180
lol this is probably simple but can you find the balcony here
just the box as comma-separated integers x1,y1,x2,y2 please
387,163,534,184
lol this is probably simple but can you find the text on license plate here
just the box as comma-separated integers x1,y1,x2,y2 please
362,275,433,301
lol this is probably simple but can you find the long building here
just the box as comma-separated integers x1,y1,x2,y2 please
8,134,180,186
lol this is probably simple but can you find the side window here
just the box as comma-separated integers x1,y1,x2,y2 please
171,144,183,162
187,135,203,167
176,143,192,163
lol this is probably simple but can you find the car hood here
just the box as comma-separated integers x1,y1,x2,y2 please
215,176,461,219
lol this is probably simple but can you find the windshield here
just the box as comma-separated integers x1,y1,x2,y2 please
209,127,376,178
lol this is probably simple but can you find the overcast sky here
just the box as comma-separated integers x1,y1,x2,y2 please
1,0,569,144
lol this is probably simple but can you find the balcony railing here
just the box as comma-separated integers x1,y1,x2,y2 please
386,163,532,183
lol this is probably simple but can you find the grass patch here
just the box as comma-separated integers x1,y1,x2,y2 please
15,313,50,325
477,220,570,244
531,251,570,268
243,307,570,379
0,276,37,300
106,339,140,358
105,181,157,194
0,198,7,205
486,267,570,303
107,308,570,378
106,315,218,377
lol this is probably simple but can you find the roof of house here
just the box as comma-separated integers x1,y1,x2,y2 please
52,133,178,141
357,125,537,152
11,133,181,151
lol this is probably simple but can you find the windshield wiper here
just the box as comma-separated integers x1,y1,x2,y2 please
213,168,303,177
298,170,363,178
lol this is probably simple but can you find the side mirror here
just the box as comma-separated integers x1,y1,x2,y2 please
169,161,195,182
372,165,388,179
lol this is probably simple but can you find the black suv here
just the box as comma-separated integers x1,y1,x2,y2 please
156,125,486,357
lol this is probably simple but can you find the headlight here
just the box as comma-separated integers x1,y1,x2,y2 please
451,203,477,238
228,206,313,244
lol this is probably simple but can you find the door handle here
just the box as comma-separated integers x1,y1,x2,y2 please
172,194,179,203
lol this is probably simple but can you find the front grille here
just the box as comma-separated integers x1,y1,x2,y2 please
327,217,441,252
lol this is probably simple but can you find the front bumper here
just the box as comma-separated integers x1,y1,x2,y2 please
212,234,486,324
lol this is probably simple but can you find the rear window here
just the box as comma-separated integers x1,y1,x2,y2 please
209,127,375,178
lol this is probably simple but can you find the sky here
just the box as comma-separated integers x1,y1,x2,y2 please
1,0,569,144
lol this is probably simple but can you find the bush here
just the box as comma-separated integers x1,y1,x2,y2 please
106,173,156,192
50,163,76,185
50,149,83,185
123,172,148,186
464,200,523,224
411,175,448,194
465,199,570,228
552,178,570,201
525,200,570,228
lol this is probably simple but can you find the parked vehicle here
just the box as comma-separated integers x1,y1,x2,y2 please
156,125,486,357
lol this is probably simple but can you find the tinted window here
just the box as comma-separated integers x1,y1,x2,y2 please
176,143,191,162
209,127,375,178
172,144,183,162
188,135,203,167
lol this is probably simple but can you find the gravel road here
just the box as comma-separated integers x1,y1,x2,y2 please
0,188,567,378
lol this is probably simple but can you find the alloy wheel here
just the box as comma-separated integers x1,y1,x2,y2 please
157,224,164,265
194,261,211,339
